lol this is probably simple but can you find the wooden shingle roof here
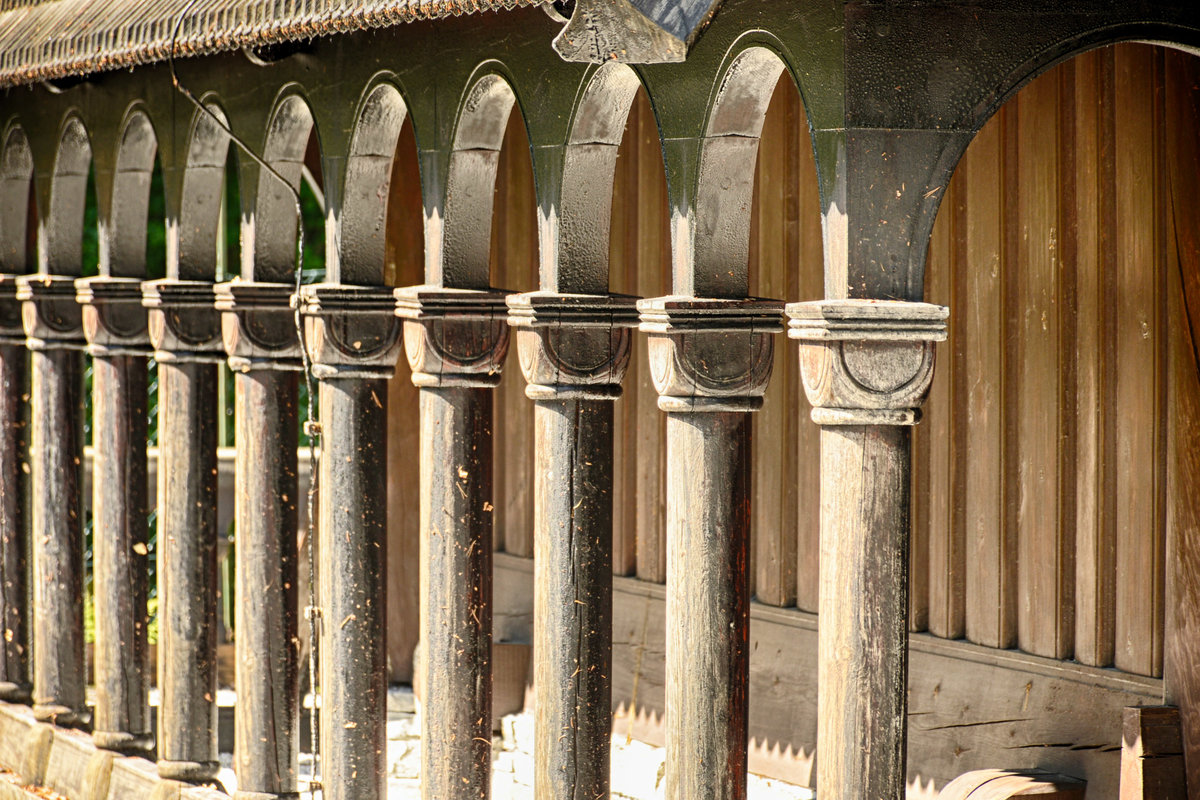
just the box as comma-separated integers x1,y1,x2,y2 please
0,0,538,88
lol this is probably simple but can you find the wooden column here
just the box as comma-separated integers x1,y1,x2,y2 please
216,282,302,800
17,275,86,726
142,279,224,782
0,276,28,704
788,300,947,800
396,286,509,800
76,276,153,753
508,293,637,800
639,297,783,800
300,284,403,800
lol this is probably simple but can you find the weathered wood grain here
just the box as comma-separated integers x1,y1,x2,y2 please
1113,44,1166,679
1014,68,1073,661
0,342,27,703
749,77,800,609
491,113,537,560
1071,48,1117,670
90,354,151,753
384,118,424,683
155,361,220,782
318,378,390,800
233,370,299,799
419,387,494,800
959,111,1014,650
1119,706,1185,799
1162,46,1200,795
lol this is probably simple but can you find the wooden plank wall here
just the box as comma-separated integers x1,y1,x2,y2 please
914,43,1186,678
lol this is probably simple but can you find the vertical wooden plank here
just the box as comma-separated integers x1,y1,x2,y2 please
491,112,537,559
384,120,424,682
608,92,642,578
751,77,798,608
794,99,823,615
1014,64,1074,660
631,94,669,584
1112,44,1165,677
1162,46,1200,790
1072,49,1117,669
962,109,1016,648
918,171,959,637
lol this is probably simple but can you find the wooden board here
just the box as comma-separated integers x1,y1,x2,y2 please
383,119,425,682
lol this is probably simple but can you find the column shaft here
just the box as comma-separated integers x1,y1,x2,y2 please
235,370,299,800
533,399,613,800
157,360,220,781
91,354,152,751
664,412,751,800
319,377,388,800
816,425,910,800
0,343,27,702
420,386,493,800
29,347,85,725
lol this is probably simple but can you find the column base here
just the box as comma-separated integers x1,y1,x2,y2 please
157,759,221,783
92,730,154,754
0,682,30,703
32,703,88,728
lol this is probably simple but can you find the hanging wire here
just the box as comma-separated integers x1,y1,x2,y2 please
168,2,324,793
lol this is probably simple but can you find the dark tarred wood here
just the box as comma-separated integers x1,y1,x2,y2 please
156,360,220,782
664,412,751,800
90,353,152,753
817,425,910,800
533,399,613,800
420,386,493,800
29,347,85,727
319,377,389,800
234,369,299,800
0,343,28,703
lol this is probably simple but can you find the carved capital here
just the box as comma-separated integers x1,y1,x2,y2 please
75,276,149,358
395,285,510,389
297,283,402,381
787,299,948,426
0,275,25,345
215,281,302,373
506,292,638,400
17,275,84,351
141,279,225,364
637,296,784,413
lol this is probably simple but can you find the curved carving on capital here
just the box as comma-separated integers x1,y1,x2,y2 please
17,275,84,351
396,286,510,389
298,283,403,381
788,299,948,427
75,276,149,357
507,292,638,400
141,279,225,364
214,281,302,373
637,295,784,413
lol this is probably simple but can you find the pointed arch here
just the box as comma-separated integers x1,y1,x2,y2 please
178,102,232,281
249,92,317,283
